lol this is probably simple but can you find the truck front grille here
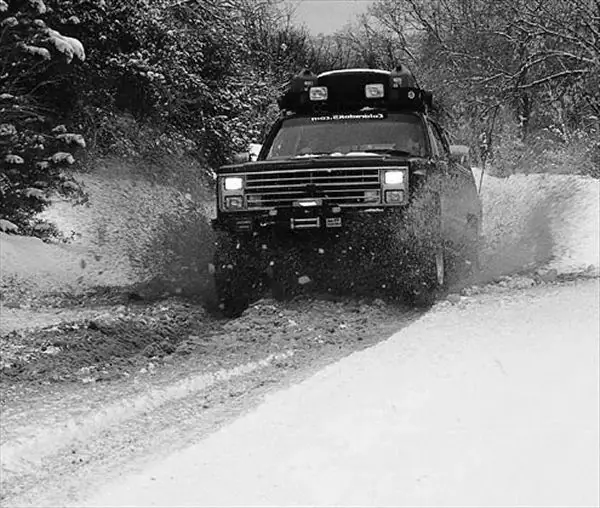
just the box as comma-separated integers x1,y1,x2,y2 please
244,166,386,209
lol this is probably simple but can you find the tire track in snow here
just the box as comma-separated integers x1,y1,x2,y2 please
0,350,294,474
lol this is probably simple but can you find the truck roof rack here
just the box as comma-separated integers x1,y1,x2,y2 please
278,65,433,114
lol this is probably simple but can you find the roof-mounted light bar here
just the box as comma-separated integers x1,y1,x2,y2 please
279,65,433,113
389,64,418,89
309,86,328,101
290,68,318,93
365,83,385,99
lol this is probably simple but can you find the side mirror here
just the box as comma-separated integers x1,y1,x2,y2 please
231,143,263,164
232,152,250,164
423,90,433,109
249,143,262,162
449,145,471,167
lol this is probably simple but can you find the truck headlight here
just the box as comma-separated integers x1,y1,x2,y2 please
224,196,244,209
383,170,405,185
224,176,243,190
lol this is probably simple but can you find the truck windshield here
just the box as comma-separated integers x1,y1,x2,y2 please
265,112,428,160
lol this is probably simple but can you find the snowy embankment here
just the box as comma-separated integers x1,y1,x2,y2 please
0,170,598,298
1,171,212,298
0,231,122,296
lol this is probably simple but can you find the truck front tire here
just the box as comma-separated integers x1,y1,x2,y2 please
213,233,264,318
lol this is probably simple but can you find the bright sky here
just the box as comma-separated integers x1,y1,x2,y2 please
285,0,374,35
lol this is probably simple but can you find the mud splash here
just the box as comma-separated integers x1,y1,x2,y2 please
476,170,599,281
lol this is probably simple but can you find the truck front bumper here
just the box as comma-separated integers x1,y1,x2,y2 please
212,205,405,236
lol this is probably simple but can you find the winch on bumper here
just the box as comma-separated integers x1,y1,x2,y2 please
211,203,404,236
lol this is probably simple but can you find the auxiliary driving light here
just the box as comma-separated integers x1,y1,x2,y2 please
309,86,328,101
365,83,385,99
225,196,244,209
295,198,322,207
383,170,405,185
224,176,243,191
385,190,405,203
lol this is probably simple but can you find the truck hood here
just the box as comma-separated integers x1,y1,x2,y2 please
218,155,428,174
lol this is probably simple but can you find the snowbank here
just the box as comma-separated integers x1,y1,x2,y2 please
0,231,128,297
1,170,211,298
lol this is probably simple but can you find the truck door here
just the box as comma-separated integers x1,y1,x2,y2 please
428,121,481,245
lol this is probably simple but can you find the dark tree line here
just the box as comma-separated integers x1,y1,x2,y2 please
1,0,316,232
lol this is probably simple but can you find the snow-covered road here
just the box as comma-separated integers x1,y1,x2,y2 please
79,279,600,508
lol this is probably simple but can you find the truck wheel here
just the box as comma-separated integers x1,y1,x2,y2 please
213,233,263,318
402,245,446,307
400,189,446,306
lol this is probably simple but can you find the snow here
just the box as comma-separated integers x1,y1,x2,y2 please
78,279,600,507
50,151,75,164
4,154,24,164
0,349,295,475
0,219,19,233
56,133,86,148
475,169,599,278
44,28,85,63
22,44,51,60
0,231,129,294
1,172,204,296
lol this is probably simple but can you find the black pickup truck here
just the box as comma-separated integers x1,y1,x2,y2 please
211,66,482,316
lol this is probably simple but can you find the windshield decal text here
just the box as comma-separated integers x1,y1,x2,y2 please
310,113,386,122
